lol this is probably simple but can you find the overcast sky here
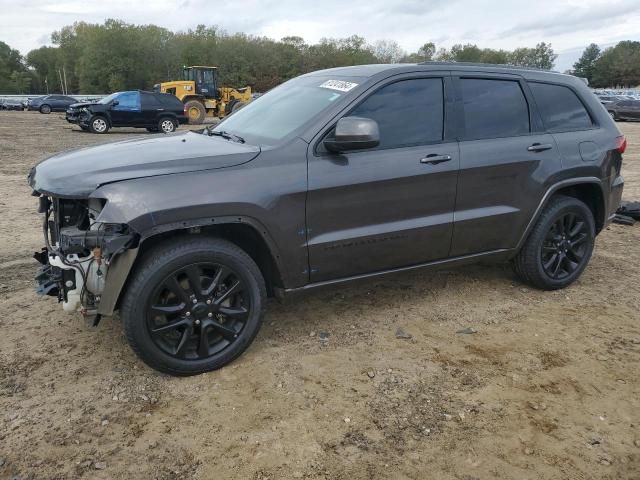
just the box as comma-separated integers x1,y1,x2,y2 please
1,0,639,71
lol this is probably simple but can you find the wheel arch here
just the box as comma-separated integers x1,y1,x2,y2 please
515,177,606,252
90,112,111,127
101,217,286,316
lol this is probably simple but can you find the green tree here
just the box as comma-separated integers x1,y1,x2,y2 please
591,41,640,88
572,43,601,83
0,40,29,93
509,42,557,70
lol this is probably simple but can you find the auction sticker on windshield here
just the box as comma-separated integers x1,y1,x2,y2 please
319,80,359,92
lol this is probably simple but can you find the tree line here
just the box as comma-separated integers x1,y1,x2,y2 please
571,41,640,88
0,19,636,94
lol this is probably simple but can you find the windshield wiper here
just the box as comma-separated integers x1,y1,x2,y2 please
207,128,245,144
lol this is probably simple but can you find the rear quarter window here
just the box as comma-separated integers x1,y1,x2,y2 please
159,94,184,110
529,82,593,133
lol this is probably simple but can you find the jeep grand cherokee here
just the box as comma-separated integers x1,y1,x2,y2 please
28,63,625,375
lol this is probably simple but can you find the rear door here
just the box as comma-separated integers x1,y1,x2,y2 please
110,92,142,126
450,74,563,256
140,92,164,126
306,73,460,282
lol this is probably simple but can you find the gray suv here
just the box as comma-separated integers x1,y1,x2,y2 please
29,63,625,375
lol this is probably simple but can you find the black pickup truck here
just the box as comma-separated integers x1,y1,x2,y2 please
66,90,188,133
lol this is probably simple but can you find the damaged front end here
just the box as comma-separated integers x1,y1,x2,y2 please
33,192,138,323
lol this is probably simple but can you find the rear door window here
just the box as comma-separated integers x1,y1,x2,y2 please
141,93,163,109
348,78,444,149
529,82,593,132
459,78,530,140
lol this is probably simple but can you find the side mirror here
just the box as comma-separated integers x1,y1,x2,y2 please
323,116,380,153
111,100,119,106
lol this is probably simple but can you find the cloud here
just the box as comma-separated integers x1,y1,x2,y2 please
501,0,640,37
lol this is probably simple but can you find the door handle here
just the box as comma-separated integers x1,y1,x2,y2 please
527,143,553,152
420,154,452,165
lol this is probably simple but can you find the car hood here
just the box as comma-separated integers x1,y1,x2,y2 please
29,131,261,198
68,102,95,109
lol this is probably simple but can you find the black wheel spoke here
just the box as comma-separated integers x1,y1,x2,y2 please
562,255,578,273
219,306,249,320
204,266,229,296
543,253,558,270
210,321,238,341
570,233,587,248
174,327,192,357
164,276,191,304
564,214,575,234
569,221,585,238
214,280,241,305
151,303,185,315
184,265,204,299
197,323,211,357
151,318,190,334
551,253,564,276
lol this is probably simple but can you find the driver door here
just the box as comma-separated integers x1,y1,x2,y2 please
110,92,142,126
306,74,459,282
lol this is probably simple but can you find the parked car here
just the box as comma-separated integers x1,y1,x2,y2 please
29,63,625,375
67,90,188,134
28,95,78,113
0,99,24,111
607,99,640,121
597,95,618,105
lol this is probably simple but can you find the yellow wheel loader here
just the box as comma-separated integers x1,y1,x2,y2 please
154,66,252,124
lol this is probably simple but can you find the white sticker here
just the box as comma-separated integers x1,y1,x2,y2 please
319,80,359,92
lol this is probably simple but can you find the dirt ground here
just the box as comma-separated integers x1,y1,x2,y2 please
0,111,638,480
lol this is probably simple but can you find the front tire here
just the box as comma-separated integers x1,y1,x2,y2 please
159,117,177,133
513,195,595,290
184,100,206,125
89,116,109,134
120,237,266,375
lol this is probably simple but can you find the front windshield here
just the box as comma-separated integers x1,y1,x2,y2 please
98,93,120,104
214,75,362,146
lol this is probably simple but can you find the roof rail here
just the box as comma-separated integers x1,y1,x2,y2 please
417,61,561,74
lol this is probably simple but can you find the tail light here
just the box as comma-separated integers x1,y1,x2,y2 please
616,135,627,154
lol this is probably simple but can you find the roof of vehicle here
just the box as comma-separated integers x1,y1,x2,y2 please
307,62,571,80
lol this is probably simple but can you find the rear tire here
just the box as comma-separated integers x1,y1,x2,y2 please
513,195,595,290
120,237,266,376
184,100,206,125
89,116,109,134
40,105,51,114
608,111,618,121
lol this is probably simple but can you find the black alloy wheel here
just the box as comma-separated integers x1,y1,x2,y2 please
540,212,590,280
121,237,266,375
147,262,249,360
513,195,595,290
